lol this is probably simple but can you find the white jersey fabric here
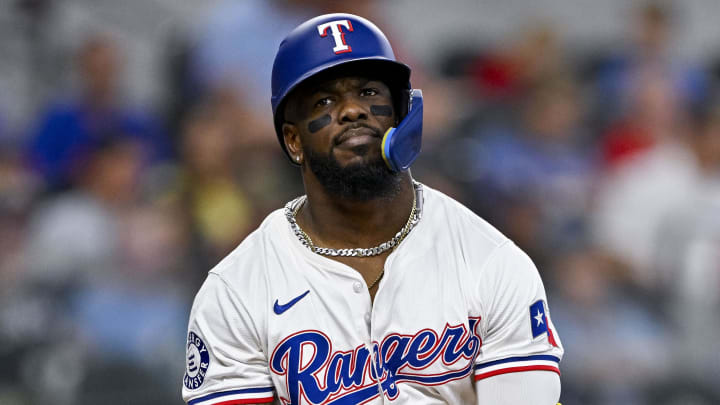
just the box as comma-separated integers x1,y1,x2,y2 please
182,184,563,404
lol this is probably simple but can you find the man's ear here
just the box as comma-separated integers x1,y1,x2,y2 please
282,122,303,164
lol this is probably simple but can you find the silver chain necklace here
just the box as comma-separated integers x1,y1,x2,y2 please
285,181,423,258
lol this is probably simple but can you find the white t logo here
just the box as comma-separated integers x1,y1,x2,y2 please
317,20,354,54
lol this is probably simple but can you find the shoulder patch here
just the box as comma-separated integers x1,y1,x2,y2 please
529,300,549,338
184,331,210,390
529,300,559,347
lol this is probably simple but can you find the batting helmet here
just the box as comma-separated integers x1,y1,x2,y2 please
271,13,412,163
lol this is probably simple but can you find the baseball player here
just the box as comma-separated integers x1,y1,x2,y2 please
183,13,563,405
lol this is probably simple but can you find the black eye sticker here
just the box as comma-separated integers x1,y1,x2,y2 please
370,105,393,117
308,114,331,133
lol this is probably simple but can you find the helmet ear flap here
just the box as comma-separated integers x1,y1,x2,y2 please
381,89,423,172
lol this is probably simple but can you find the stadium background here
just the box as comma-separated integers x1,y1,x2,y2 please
0,0,719,404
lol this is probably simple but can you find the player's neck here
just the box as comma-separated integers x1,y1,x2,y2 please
298,172,415,249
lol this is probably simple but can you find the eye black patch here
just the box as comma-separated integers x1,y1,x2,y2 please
308,114,331,133
370,105,393,116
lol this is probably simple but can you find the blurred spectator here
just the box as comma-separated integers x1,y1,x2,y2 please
178,102,255,267
0,149,40,295
652,104,720,395
594,2,708,166
465,73,596,262
589,6,713,288
12,137,190,403
26,35,170,190
600,65,688,168
0,113,39,287
469,23,564,103
177,96,304,272
68,195,189,373
23,138,143,285
591,123,698,290
550,248,672,405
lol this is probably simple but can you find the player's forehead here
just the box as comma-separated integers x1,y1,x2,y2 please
299,73,389,97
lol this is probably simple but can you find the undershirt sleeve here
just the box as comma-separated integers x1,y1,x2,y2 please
475,370,561,404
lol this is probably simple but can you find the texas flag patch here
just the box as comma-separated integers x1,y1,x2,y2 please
529,300,559,347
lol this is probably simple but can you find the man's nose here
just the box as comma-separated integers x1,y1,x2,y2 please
338,96,368,123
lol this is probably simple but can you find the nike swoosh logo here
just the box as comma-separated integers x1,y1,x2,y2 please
274,290,310,315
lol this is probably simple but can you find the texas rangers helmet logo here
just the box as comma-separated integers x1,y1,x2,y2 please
184,331,210,390
317,19,354,54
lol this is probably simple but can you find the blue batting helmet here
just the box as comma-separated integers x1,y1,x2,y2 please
271,13,412,161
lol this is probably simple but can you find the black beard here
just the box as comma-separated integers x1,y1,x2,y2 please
305,146,402,201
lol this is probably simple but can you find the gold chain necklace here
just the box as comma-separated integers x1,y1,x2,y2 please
367,266,385,290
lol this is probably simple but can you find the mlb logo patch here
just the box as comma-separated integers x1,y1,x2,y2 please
529,299,558,347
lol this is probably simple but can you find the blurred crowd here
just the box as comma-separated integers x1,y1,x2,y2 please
0,1,719,404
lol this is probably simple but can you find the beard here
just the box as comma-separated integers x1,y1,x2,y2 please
304,142,403,201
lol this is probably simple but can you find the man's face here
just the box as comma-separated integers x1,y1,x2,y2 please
283,74,403,200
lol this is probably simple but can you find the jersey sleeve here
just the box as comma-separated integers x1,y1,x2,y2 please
472,242,563,382
182,273,275,404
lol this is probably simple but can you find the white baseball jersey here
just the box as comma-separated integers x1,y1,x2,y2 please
182,184,563,404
